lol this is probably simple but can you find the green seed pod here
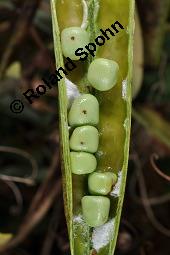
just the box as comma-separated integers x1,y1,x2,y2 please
70,151,97,175
68,94,99,127
70,126,99,153
87,58,119,91
88,172,117,195
51,0,134,253
61,27,89,60
82,196,110,227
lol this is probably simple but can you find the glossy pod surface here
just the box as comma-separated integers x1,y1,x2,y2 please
51,0,134,254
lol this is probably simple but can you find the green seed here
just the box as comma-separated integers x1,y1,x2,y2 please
70,152,97,175
87,58,119,91
61,27,89,60
82,196,110,227
68,94,99,127
88,172,117,195
70,126,99,153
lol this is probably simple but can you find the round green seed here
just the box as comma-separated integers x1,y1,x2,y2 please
87,58,119,91
70,126,99,153
61,27,89,60
68,94,99,127
70,151,97,175
82,196,110,227
88,172,117,195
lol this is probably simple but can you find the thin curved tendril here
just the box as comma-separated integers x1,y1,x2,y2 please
81,0,88,30
121,219,138,236
131,154,170,237
0,174,35,185
3,180,23,214
129,167,170,206
151,153,170,182
0,146,38,185
0,153,60,253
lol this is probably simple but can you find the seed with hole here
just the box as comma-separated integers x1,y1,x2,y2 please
68,94,99,127
82,196,110,227
88,172,117,195
70,152,97,175
61,27,89,60
70,126,99,153
87,58,119,91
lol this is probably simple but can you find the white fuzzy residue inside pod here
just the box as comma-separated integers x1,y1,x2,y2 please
92,219,115,251
122,79,128,99
110,171,122,197
73,215,89,239
73,215,83,224
65,78,80,109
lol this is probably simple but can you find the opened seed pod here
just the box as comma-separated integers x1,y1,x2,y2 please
51,0,134,254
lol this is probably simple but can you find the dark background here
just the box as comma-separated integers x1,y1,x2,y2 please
0,0,170,254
